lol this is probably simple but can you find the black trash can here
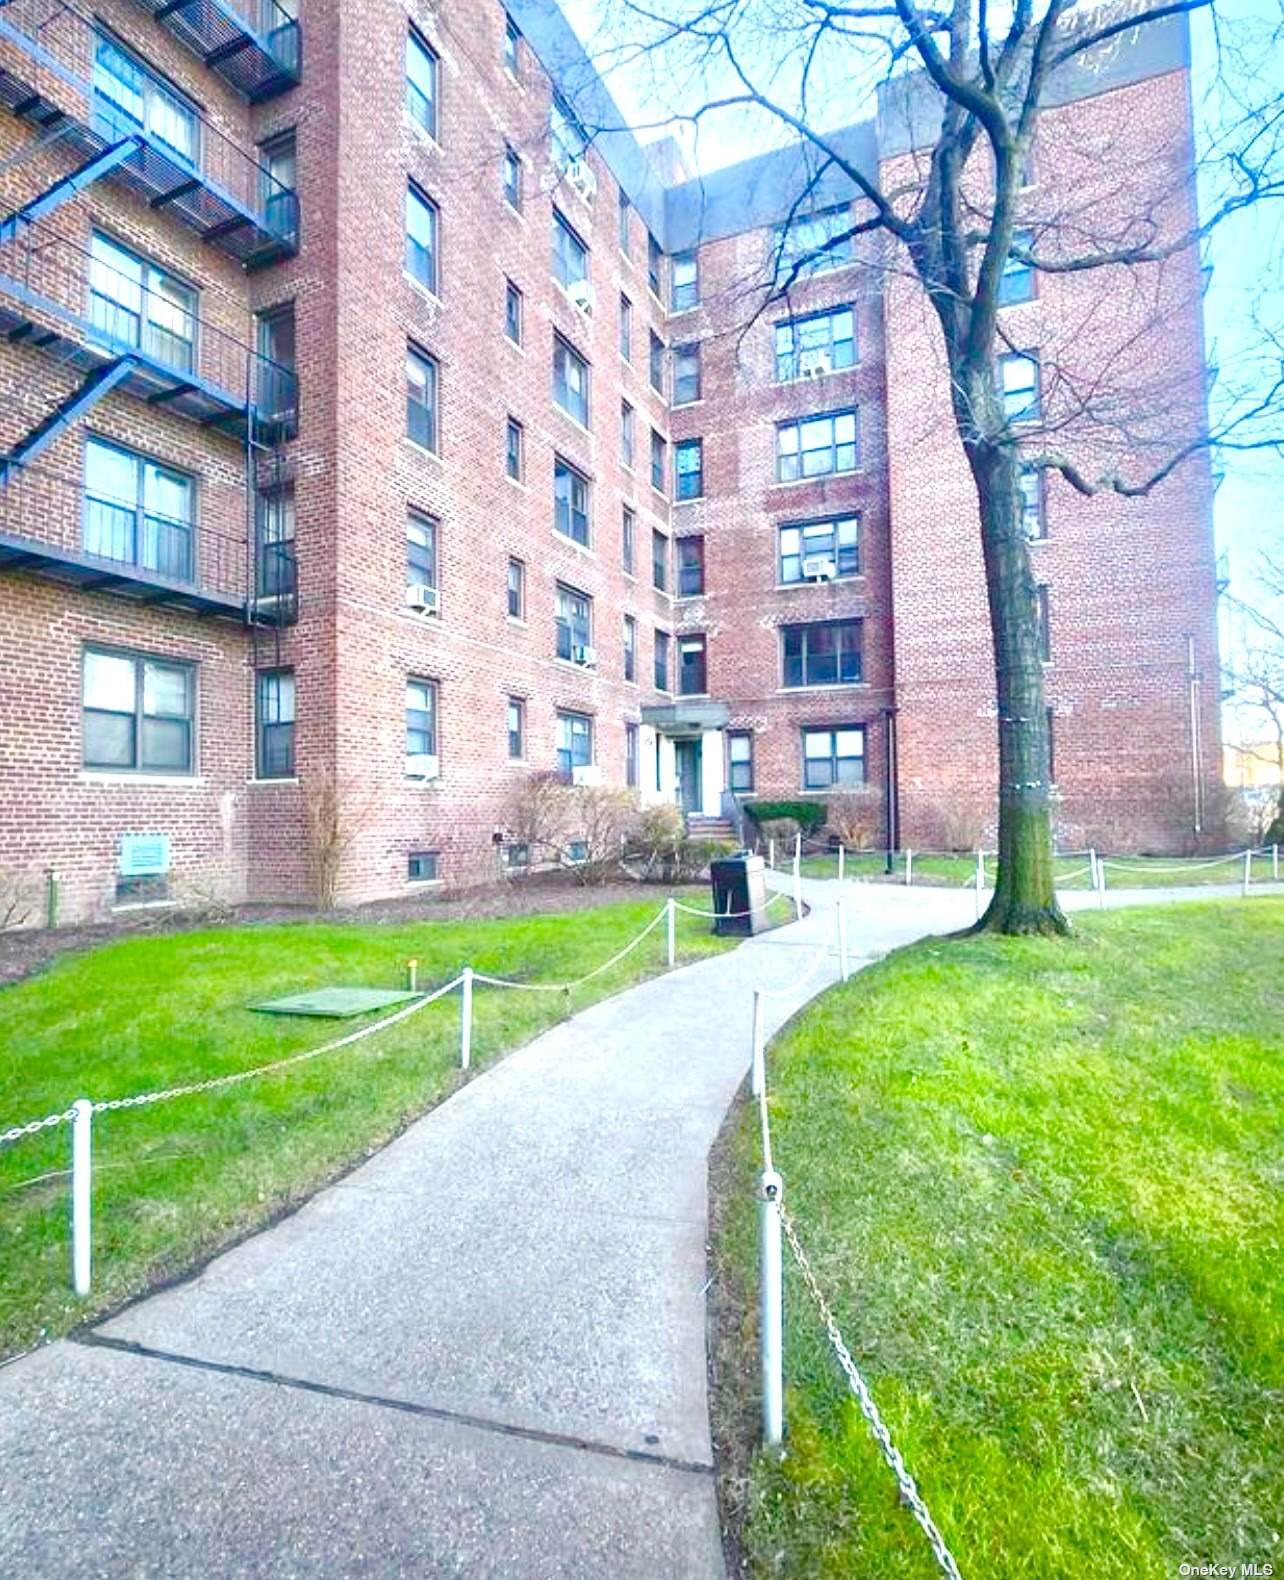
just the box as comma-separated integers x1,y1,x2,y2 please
709,853,769,935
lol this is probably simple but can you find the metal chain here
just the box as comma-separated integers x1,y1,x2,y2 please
779,1205,965,1580
1,1108,76,1148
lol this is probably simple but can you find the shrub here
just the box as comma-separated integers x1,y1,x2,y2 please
744,799,827,834
508,775,640,884
635,803,686,868
0,868,38,931
755,817,800,854
825,790,881,850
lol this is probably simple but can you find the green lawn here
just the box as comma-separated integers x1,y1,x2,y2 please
715,899,1284,1579
794,849,1278,888
0,898,731,1358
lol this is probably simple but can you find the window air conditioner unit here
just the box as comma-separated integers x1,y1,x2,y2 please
567,157,597,202
574,644,598,667
405,583,439,614
802,555,838,581
405,753,440,780
568,279,594,316
799,349,832,378
572,764,602,787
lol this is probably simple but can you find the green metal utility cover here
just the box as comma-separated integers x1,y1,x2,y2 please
252,987,422,1018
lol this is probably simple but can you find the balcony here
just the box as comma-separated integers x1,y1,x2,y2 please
127,0,299,103
0,1,297,267
0,460,295,623
0,223,296,440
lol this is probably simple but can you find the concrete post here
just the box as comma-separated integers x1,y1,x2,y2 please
71,1098,92,1297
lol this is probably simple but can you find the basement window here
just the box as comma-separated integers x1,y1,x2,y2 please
408,851,439,882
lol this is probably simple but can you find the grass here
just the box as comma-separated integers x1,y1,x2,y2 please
795,848,1280,888
0,896,733,1359
714,898,1284,1579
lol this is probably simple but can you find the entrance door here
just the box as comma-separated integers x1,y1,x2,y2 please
675,738,702,814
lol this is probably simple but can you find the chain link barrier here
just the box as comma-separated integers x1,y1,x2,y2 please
671,889,793,920
1,1107,77,1147
473,903,669,992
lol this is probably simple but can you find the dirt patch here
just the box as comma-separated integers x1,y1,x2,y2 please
0,875,692,989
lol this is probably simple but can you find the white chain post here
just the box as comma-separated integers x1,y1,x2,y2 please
793,830,801,865
666,895,676,967
459,967,474,1070
1088,848,1098,892
1098,857,1107,909
750,988,765,1096
837,898,849,982
760,1168,784,1449
792,853,803,921
974,849,984,920
1242,848,1252,897
837,844,845,883
768,836,775,872
905,848,914,887
1273,843,1279,881
71,1098,92,1297
407,957,418,993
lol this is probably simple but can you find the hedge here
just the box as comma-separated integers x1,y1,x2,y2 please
742,800,827,834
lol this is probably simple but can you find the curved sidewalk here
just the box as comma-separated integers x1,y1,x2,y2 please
0,884,944,1580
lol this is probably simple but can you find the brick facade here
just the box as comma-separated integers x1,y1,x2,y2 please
0,1,1222,927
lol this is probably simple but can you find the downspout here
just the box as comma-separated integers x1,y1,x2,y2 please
1187,634,1203,837
884,706,899,858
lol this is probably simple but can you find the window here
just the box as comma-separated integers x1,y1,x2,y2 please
678,634,707,696
255,485,295,602
83,647,193,774
255,302,296,433
802,725,865,788
1036,584,1051,662
778,516,860,583
406,184,439,293
503,13,521,74
84,437,194,581
619,293,632,360
506,417,524,481
504,279,523,345
775,306,856,381
553,335,590,425
654,629,670,691
672,344,700,405
408,851,439,881
406,29,438,137
504,842,530,870
649,330,664,394
622,505,636,574
1019,465,1046,540
774,204,852,278
728,731,754,792
258,131,296,240
671,250,699,311
553,457,590,545
677,536,705,596
623,614,637,682
507,556,525,619
652,528,668,591
566,839,588,864
407,345,438,451
551,210,588,290
999,351,1040,423
256,667,295,779
406,678,438,769
675,439,703,500
620,401,635,469
92,32,197,163
503,145,523,210
775,409,858,482
625,721,639,787
647,231,662,296
555,583,592,662
556,710,592,776
998,230,1035,305
651,429,666,494
406,511,438,597
618,190,631,254
507,697,525,759
782,619,863,687
88,232,195,373
551,94,587,172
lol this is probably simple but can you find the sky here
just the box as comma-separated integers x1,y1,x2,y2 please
562,0,1284,611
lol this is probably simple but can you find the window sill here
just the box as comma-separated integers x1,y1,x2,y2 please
551,403,594,441
673,495,704,506
246,776,300,786
774,574,864,591
776,682,868,694
504,336,526,355
405,436,443,463
507,615,529,628
80,772,205,787
552,657,597,675
770,470,863,490
774,363,860,388
671,397,703,411
405,877,444,888
551,530,596,560
404,271,442,309
112,899,178,915
405,777,445,790
404,114,442,154
505,474,528,491
668,303,701,319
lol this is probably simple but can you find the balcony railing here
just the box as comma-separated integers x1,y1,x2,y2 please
0,0,297,265
127,0,300,103
0,222,295,436
0,459,255,614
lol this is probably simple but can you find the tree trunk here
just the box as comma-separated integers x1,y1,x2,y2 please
968,443,1070,935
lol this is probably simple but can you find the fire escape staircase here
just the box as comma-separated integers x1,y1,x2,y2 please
0,138,139,245
0,354,137,483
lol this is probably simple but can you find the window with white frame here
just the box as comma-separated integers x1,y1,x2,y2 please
999,350,1040,423
406,511,437,599
620,400,635,469
651,429,666,494
728,730,754,792
678,634,707,695
507,696,525,759
654,628,670,690
507,556,525,619
406,28,438,137
623,614,637,681
502,145,522,210
550,94,587,172
554,457,590,545
83,646,194,774
774,306,856,381
778,516,859,583
556,710,592,776
1019,464,1046,539
506,417,524,481
782,619,862,687
504,278,523,345
619,292,632,360
675,438,703,500
622,505,636,574
802,725,865,788
553,335,590,425
997,229,1035,305
407,345,438,451
405,184,438,293
672,343,700,405
551,210,588,290
775,410,857,481
503,13,521,74
256,667,295,779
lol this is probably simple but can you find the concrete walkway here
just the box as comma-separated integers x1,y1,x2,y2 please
1,877,1276,1578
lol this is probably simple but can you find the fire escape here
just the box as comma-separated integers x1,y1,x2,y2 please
0,0,299,647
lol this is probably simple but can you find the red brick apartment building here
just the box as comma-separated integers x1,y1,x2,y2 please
0,0,1222,922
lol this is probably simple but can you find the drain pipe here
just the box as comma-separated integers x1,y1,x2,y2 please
1187,636,1203,837
883,707,899,874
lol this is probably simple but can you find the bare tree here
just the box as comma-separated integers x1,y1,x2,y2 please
1227,546,1284,840
563,0,1283,933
